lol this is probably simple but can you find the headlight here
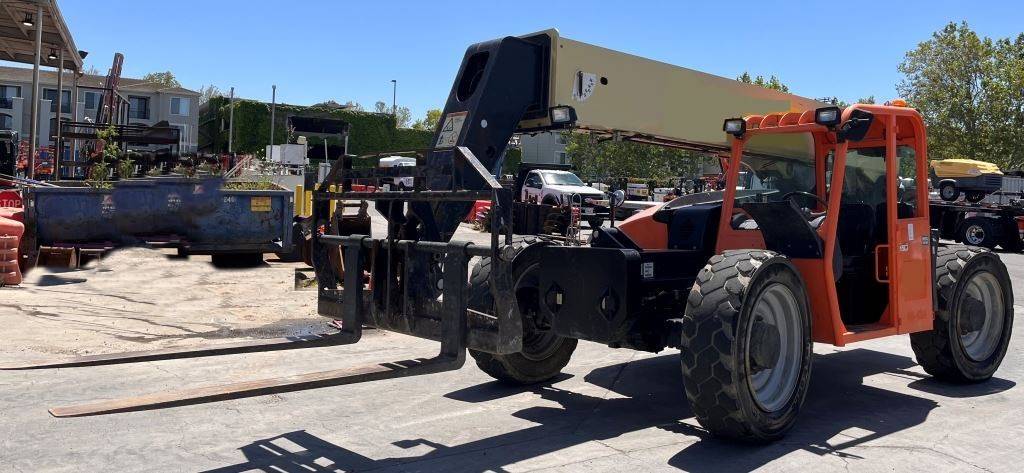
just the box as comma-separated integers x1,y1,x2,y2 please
815,106,842,127
550,106,576,124
723,118,745,137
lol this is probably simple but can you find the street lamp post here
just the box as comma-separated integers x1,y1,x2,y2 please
228,87,235,154
269,85,276,160
391,79,397,119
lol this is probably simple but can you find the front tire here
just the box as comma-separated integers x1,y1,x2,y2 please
468,237,577,384
680,250,813,442
911,246,1013,383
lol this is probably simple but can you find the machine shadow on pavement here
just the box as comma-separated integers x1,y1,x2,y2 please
204,348,1014,472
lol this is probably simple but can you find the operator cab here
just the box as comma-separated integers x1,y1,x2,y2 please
617,104,933,346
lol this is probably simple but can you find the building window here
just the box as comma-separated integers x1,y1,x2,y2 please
84,91,101,110
0,113,12,130
49,117,58,138
170,97,190,116
43,88,72,114
555,151,568,164
128,96,150,120
0,85,19,110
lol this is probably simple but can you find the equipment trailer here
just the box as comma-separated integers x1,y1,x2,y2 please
12,30,1013,443
930,197,1024,251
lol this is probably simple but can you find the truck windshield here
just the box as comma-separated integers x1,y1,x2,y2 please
541,172,585,186
735,132,816,209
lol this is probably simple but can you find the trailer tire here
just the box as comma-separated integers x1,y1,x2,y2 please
680,250,813,442
468,237,577,385
911,246,1013,383
939,182,960,202
958,217,998,249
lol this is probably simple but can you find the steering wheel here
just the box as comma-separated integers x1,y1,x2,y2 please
781,191,827,209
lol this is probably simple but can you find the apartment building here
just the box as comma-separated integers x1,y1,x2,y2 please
0,65,200,153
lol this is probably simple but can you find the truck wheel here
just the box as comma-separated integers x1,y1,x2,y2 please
939,182,960,201
911,246,1013,382
680,250,813,442
468,237,577,384
543,210,569,236
959,217,998,249
965,191,986,203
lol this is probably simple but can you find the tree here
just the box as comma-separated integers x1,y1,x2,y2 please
141,71,182,88
198,85,222,105
564,132,703,181
898,22,994,162
374,100,412,128
857,96,876,104
988,34,1024,168
83,64,101,76
737,72,790,93
343,101,364,111
412,108,442,131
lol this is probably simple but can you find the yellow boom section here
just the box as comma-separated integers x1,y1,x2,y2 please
519,29,825,152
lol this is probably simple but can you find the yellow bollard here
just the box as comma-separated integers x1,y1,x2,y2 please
329,185,337,218
294,184,304,217
305,190,313,217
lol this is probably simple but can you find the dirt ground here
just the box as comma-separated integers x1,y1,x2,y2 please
0,248,325,364
0,240,1021,472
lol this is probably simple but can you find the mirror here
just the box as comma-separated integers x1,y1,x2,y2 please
838,109,874,142
611,189,625,206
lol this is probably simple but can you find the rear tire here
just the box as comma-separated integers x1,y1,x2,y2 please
680,250,813,442
542,209,570,236
468,237,577,384
959,217,998,249
911,246,1013,383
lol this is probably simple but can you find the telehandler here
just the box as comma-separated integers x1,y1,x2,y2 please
16,29,1013,442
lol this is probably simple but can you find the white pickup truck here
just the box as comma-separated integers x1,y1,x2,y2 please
520,168,610,227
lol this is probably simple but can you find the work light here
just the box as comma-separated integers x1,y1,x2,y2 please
723,118,745,137
814,106,842,127
550,106,576,124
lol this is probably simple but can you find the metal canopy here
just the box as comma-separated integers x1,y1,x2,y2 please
0,0,81,71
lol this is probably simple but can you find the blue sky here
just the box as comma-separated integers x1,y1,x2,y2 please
45,1,1024,121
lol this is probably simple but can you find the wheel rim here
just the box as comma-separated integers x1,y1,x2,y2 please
745,283,803,412
965,225,986,245
942,186,955,199
515,261,561,361
957,271,1005,361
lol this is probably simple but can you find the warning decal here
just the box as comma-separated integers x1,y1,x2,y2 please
250,196,272,212
435,111,468,148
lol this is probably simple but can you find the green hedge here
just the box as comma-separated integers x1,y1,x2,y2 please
199,96,433,157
